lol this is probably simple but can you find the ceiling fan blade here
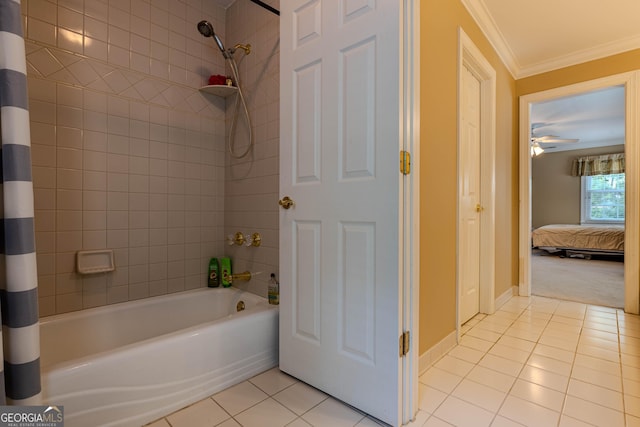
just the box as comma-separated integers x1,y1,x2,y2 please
538,138,579,144
532,135,579,143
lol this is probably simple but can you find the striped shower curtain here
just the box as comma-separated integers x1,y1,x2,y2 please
0,0,42,404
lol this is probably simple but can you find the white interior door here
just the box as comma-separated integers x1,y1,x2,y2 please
279,1,402,425
459,65,482,324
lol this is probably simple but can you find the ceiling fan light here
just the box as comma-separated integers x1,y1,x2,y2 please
531,142,544,156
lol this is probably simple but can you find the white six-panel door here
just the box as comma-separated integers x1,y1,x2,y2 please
459,65,482,324
279,1,402,425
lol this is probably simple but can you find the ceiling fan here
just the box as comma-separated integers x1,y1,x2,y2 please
530,123,579,156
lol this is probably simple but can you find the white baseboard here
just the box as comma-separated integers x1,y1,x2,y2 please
419,286,517,376
418,330,457,376
495,285,517,310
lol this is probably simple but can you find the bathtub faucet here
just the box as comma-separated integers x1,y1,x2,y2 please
231,271,252,282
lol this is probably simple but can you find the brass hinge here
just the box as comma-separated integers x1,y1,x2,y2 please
399,331,410,357
400,151,411,175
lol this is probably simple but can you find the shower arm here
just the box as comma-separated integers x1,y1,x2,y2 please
232,44,251,56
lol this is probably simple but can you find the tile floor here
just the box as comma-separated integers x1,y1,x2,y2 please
146,367,386,427
148,295,640,426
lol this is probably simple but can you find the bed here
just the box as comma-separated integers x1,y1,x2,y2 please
532,224,625,257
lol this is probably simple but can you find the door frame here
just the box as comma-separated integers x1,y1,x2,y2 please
402,0,420,423
518,72,640,314
456,28,497,332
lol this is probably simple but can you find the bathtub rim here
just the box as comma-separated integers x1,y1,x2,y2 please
39,286,262,326
40,287,276,372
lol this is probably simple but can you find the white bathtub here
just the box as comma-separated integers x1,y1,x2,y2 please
40,287,279,427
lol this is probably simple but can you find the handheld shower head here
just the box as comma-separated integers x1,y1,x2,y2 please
197,20,229,59
197,20,214,37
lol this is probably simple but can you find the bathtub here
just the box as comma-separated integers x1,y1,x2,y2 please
40,287,279,427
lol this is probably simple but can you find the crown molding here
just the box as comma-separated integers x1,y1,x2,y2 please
459,0,519,78
460,0,640,79
517,33,640,79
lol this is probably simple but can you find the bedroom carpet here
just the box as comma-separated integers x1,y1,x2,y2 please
531,249,624,308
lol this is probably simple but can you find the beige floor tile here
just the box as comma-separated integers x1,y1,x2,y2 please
488,343,531,363
562,395,625,427
579,334,619,352
584,322,619,335
573,353,621,376
490,415,526,426
166,398,230,427
567,378,623,411
627,413,640,427
451,378,507,412
466,365,517,393
577,342,621,362
447,344,486,364
273,381,328,415
580,326,619,343
518,365,569,393
532,343,575,363
419,384,448,414
467,327,503,343
509,379,565,412
624,377,640,398
423,416,455,426
497,335,536,353
558,414,599,427
433,355,475,377
459,335,494,352
498,395,560,427
301,398,365,427
216,419,242,427
420,367,463,393
571,365,622,392
234,398,297,427
433,396,494,427
538,334,579,352
625,393,640,418
527,354,573,377
213,381,269,416
145,419,171,427
478,354,524,377
249,368,297,395
624,364,640,382
622,352,640,368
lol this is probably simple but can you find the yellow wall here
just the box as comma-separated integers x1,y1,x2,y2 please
420,0,518,353
517,49,640,96
420,3,640,356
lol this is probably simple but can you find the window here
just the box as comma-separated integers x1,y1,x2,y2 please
581,173,625,223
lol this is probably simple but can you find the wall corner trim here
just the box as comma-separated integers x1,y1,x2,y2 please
495,286,517,310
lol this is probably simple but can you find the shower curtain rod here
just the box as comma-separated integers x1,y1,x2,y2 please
249,0,280,16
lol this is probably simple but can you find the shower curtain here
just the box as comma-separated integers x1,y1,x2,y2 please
0,0,42,404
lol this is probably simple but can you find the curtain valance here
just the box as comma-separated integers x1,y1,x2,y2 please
571,153,625,176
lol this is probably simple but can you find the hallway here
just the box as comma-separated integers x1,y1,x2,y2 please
418,296,640,426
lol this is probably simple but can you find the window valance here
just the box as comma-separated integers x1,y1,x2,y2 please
571,153,625,177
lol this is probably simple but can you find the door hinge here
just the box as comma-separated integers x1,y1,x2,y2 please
400,150,411,175
399,331,410,357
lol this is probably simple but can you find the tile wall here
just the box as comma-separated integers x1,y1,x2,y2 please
223,0,280,298
22,0,234,316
